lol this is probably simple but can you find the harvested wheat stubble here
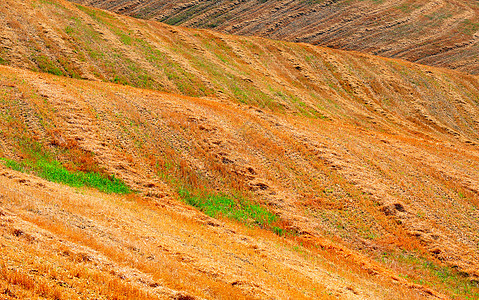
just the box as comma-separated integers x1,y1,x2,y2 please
0,0,479,298
71,0,479,74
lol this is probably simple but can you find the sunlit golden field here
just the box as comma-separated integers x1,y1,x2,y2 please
0,0,479,299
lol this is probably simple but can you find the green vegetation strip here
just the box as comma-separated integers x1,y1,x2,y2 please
380,251,479,299
178,187,283,231
1,158,130,194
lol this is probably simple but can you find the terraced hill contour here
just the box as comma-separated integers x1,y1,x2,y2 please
1,0,479,299
70,0,479,74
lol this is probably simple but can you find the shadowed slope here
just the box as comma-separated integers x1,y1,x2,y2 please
70,0,479,74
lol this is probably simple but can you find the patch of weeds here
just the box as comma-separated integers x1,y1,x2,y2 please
392,251,479,299
0,157,130,194
137,74,155,89
461,20,479,35
65,26,74,35
33,55,63,76
178,187,277,227
110,28,132,45
397,3,414,13
0,158,26,172
37,159,130,194
75,5,116,23
425,11,452,22
156,155,283,235
58,57,82,79
33,0,63,8
0,56,7,65
272,226,285,236
119,33,132,45
87,49,105,60
112,75,128,85
134,39,210,96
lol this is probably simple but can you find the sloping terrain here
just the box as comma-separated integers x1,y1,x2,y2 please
1,0,479,299
0,65,448,300
69,0,479,74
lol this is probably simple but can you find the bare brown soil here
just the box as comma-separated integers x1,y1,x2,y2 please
0,0,479,299
69,0,479,74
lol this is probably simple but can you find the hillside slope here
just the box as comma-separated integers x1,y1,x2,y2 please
0,65,452,300
1,0,479,299
70,0,479,74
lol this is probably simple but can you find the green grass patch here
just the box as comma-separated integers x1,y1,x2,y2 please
461,20,479,35
0,157,130,194
382,251,479,299
272,226,285,236
75,4,116,23
65,26,74,35
178,187,277,227
33,55,63,76
1,158,27,172
118,32,132,45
